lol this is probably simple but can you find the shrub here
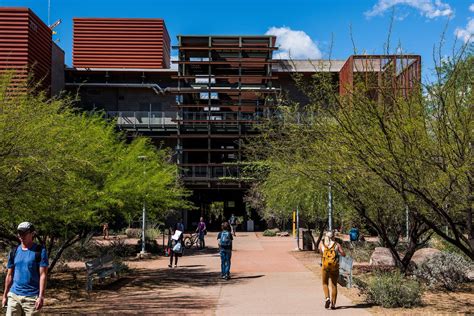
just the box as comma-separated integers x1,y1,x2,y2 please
263,229,277,237
360,272,423,308
414,251,473,291
125,228,141,238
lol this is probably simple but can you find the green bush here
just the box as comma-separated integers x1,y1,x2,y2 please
263,229,277,237
414,251,473,291
361,272,423,308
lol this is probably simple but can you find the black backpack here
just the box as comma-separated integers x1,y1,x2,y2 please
8,244,43,269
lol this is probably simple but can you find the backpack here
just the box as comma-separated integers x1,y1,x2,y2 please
8,244,43,269
220,230,231,247
322,242,339,271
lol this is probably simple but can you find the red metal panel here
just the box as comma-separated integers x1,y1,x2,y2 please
0,7,52,94
73,18,170,69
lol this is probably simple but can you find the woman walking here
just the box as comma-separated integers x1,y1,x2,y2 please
217,222,233,280
319,231,346,310
168,223,184,268
196,217,207,249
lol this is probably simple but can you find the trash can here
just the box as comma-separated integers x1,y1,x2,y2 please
246,220,254,232
302,230,313,251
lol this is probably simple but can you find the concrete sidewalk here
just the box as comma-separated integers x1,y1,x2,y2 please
214,233,369,315
50,232,370,315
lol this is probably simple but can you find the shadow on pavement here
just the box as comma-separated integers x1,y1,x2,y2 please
43,266,252,314
229,274,265,280
336,303,375,309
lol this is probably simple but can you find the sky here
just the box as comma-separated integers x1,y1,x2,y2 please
0,0,473,82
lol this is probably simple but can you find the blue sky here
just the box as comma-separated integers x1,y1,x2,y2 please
1,0,472,82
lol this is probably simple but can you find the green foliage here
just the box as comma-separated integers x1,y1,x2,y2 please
0,74,191,270
209,201,224,221
362,272,423,308
414,252,474,291
263,229,277,237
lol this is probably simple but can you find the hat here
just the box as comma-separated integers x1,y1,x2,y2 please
17,222,35,233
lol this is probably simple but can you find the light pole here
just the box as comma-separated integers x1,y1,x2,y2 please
138,155,147,255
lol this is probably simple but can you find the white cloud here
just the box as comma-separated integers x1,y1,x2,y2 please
454,3,474,43
265,26,322,60
365,0,454,19
455,19,474,43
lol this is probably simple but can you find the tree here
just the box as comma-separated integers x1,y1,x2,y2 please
0,74,191,271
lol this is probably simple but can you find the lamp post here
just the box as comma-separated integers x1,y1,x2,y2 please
138,155,147,255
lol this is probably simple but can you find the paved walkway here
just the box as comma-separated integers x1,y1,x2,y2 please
45,232,370,315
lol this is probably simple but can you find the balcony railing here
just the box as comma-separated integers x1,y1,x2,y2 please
180,165,241,180
178,111,266,122
106,111,178,129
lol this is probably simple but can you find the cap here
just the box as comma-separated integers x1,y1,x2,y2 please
17,222,35,233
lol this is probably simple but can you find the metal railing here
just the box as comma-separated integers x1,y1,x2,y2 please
179,111,266,122
106,111,178,129
180,165,241,180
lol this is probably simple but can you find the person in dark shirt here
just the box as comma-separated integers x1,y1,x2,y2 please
196,217,207,249
217,221,233,280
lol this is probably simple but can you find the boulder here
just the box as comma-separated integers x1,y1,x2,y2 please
369,247,396,266
410,248,441,267
467,270,474,282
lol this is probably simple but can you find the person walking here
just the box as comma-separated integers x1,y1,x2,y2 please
168,223,184,268
2,222,49,315
318,231,346,310
217,221,233,280
196,217,207,249
102,222,109,240
229,214,237,236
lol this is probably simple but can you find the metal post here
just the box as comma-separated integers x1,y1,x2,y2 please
138,156,147,255
296,206,300,250
328,182,333,231
406,205,409,242
141,200,146,254
48,0,51,26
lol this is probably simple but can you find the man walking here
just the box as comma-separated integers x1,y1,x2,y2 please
2,222,49,315
218,222,233,280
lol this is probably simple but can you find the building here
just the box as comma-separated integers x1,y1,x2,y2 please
0,7,64,95
0,8,421,228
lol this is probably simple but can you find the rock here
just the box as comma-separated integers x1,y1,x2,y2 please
410,248,441,267
467,270,474,282
278,232,289,237
369,247,396,266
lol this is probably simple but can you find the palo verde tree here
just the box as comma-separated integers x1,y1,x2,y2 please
0,74,191,271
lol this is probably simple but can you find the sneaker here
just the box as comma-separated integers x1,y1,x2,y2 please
174,265,177,268
168,264,172,268
225,275,230,280
324,298,330,309
221,275,226,279
330,305,336,310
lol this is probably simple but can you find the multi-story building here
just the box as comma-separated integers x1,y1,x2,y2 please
0,8,421,228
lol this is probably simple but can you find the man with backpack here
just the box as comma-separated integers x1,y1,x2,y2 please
217,222,233,280
228,214,237,237
318,231,346,310
2,222,49,315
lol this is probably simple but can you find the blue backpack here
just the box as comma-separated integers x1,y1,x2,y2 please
220,230,231,247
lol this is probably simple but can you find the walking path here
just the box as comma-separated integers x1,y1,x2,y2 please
45,232,370,315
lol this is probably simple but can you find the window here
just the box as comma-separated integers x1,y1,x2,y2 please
200,92,218,100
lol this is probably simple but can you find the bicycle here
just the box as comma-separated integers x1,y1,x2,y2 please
183,233,199,249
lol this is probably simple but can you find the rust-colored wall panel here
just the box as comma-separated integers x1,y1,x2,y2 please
0,7,52,94
73,18,170,69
